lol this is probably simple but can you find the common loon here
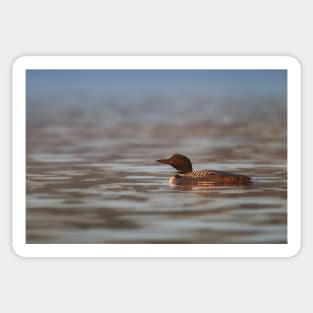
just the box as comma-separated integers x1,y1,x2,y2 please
157,154,251,186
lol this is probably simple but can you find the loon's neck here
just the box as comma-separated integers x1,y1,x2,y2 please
175,173,190,178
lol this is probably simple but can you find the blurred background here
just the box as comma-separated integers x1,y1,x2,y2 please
26,69,287,243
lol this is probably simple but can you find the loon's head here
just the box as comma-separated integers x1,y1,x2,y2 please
157,154,193,174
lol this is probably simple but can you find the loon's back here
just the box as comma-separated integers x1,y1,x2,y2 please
170,170,251,186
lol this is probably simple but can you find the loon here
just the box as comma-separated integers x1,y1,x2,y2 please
157,154,251,186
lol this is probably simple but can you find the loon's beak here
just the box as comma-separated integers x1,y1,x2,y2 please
157,158,171,165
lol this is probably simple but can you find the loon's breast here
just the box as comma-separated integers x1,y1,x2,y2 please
169,170,251,186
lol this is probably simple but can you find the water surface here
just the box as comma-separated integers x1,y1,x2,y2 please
26,103,287,244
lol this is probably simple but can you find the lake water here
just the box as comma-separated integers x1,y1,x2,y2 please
26,101,287,244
